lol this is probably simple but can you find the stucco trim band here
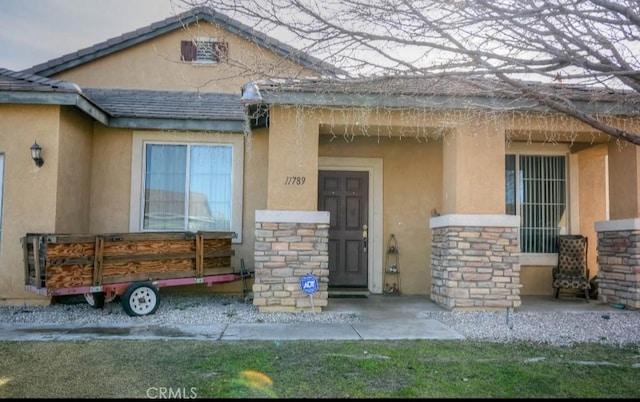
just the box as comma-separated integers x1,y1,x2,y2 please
430,214,520,229
594,218,640,232
255,210,330,224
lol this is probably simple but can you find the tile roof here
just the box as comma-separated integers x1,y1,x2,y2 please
255,75,640,115
25,6,347,78
81,88,245,121
0,68,81,93
258,75,640,103
0,68,246,131
2,67,637,128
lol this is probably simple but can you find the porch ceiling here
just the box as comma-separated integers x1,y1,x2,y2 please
318,123,445,139
506,129,613,145
318,124,614,146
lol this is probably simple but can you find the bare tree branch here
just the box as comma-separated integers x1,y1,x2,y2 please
178,0,640,144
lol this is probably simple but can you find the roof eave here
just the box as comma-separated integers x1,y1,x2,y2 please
260,91,640,115
107,116,245,132
0,92,110,125
0,91,77,105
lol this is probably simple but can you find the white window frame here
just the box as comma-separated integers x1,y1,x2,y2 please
130,131,244,243
506,143,573,265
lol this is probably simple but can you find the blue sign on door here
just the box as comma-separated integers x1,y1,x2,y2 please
300,274,319,295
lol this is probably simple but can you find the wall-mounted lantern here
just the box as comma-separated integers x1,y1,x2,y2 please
30,141,44,167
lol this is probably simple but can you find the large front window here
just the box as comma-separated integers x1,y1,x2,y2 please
143,143,232,232
506,154,567,253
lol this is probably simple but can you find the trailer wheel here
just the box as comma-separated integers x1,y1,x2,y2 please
84,292,105,309
122,282,160,317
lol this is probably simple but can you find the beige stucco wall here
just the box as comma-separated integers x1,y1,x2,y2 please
607,140,640,220
55,107,93,233
52,21,318,92
89,125,134,233
0,104,61,304
237,128,269,263
577,144,608,279
442,122,506,214
520,265,554,295
267,107,320,210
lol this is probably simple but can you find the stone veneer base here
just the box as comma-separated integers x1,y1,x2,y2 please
430,214,521,311
253,210,330,313
594,219,640,310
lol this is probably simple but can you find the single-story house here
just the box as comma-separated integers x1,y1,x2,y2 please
1,6,639,312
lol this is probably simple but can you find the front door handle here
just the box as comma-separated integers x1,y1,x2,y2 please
362,224,368,253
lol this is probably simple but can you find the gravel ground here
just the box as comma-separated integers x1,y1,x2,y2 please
421,310,640,347
0,294,360,326
1,294,639,346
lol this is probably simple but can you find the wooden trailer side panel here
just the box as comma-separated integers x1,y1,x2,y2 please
22,231,235,290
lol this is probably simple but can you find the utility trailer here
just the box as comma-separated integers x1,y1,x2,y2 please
22,231,246,316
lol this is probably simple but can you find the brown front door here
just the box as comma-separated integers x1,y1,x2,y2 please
318,170,369,287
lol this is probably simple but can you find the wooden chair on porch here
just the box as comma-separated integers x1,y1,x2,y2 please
552,234,591,302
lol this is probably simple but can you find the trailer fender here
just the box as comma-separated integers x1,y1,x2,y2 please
84,292,106,309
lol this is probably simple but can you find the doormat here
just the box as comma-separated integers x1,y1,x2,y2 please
328,294,368,299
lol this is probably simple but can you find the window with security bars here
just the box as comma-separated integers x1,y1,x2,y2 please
505,154,567,253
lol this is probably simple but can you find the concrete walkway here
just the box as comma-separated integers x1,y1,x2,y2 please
0,295,626,342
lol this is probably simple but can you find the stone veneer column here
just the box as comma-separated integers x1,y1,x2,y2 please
430,214,521,310
253,210,330,313
594,218,640,309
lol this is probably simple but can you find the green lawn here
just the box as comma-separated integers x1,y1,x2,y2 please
0,340,638,398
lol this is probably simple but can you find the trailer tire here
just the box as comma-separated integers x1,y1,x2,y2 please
122,282,160,317
84,292,106,309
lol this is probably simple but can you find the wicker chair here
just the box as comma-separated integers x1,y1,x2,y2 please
552,234,591,302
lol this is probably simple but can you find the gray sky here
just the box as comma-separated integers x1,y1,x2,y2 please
0,0,185,71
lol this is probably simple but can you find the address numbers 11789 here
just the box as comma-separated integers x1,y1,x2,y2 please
284,176,306,185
